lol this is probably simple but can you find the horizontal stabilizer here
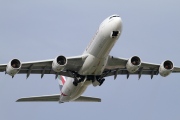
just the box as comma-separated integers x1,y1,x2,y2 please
74,96,101,102
16,94,101,102
16,94,60,102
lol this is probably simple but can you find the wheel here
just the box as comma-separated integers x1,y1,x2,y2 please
99,78,105,86
73,81,78,86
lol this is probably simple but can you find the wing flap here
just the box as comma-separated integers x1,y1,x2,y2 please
105,68,159,77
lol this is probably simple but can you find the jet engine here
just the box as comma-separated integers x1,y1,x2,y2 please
6,59,22,76
159,60,174,77
52,55,67,72
126,56,141,73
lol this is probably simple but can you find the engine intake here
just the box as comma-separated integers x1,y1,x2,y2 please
159,60,174,77
163,60,173,70
52,55,67,72
11,59,21,68
126,56,141,73
6,59,22,76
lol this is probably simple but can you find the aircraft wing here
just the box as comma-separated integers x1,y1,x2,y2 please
16,94,101,102
0,55,85,78
104,56,180,79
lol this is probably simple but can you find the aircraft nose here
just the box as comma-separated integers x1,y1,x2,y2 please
113,17,122,31
108,16,122,38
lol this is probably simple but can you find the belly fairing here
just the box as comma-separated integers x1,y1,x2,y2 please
78,54,108,75
60,78,91,102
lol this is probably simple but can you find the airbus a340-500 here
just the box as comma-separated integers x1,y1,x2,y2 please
0,14,179,103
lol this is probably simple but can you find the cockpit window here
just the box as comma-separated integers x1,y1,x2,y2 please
109,15,120,19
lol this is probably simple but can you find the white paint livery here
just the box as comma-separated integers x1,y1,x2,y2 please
60,77,92,102
6,59,21,76
52,55,67,72
126,56,141,73
1,14,180,103
159,60,174,77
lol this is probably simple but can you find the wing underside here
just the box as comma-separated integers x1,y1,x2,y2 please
103,56,180,79
0,55,85,78
1,55,180,79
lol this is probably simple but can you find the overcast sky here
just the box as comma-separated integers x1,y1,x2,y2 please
0,0,180,120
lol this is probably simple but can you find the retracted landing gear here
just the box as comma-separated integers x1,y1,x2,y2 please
99,78,105,86
71,74,105,87
73,76,85,86
73,77,78,86
67,71,85,86
92,76,105,87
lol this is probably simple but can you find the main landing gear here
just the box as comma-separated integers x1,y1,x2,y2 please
99,78,105,86
67,71,86,86
92,76,105,87
71,73,105,87
73,76,105,87
73,76,85,86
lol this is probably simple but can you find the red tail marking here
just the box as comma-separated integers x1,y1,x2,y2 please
61,92,68,96
60,76,66,85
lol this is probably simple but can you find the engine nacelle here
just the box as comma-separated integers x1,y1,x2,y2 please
159,60,174,77
126,56,141,73
6,59,22,76
52,55,67,72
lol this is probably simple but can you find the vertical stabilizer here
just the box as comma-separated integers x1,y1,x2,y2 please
58,75,66,90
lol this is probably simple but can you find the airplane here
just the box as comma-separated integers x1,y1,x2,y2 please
0,14,180,103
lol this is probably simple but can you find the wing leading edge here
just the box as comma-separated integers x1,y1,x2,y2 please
0,55,86,78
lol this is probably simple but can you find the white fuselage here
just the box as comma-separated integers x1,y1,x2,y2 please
60,15,122,102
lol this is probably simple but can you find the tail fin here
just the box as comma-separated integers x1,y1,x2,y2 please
58,75,66,90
